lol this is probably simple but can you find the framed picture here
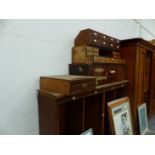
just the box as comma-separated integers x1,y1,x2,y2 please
81,128,93,135
108,97,133,135
138,103,149,135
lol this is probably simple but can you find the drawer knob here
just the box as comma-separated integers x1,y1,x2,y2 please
110,70,116,74
72,96,76,100
95,91,98,94
111,38,114,41
117,46,119,48
111,44,113,47
78,66,83,72
94,39,97,43
94,32,97,36
103,42,106,45
103,36,106,39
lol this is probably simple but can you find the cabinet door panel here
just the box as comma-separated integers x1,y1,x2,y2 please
149,55,155,116
133,47,146,133
136,48,146,105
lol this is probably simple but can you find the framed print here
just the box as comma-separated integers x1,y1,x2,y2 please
108,97,133,135
81,128,93,135
138,103,149,135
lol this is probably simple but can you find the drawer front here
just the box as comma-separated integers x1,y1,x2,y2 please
69,64,91,75
105,58,126,64
93,56,106,63
69,64,109,86
86,46,99,56
70,80,96,95
69,64,126,86
107,65,126,82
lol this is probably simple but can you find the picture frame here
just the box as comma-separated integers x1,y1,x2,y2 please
108,97,133,135
138,103,149,135
81,128,93,135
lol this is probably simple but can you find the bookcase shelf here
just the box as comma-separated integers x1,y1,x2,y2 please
38,80,128,135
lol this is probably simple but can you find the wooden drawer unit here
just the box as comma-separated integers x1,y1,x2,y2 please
72,46,125,64
69,64,127,86
75,28,120,51
40,75,96,96
72,46,105,64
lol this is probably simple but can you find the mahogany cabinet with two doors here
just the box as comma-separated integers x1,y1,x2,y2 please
120,38,155,134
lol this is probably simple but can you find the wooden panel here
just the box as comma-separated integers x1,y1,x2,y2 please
120,45,138,134
149,54,155,117
65,99,84,135
38,95,66,135
120,46,136,104
104,90,116,134
135,47,146,105
84,93,103,134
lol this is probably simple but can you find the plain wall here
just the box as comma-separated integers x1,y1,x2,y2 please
0,19,154,134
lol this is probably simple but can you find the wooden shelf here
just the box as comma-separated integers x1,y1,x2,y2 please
38,80,128,135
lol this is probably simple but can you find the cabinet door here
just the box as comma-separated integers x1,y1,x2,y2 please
135,48,146,105
149,54,155,117
134,47,146,133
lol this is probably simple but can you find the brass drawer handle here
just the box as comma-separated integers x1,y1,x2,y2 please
110,70,116,74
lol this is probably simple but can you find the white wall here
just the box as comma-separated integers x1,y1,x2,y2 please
0,19,154,134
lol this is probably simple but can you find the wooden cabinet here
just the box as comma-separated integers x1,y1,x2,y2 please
74,28,120,51
120,38,155,134
38,81,128,135
149,53,155,116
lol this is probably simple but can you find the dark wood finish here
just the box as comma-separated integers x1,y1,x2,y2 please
75,28,120,51
149,53,155,117
120,38,155,134
69,64,127,86
84,93,103,134
40,75,96,96
38,80,128,135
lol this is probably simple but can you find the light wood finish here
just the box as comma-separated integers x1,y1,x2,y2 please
72,46,126,64
40,75,96,96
